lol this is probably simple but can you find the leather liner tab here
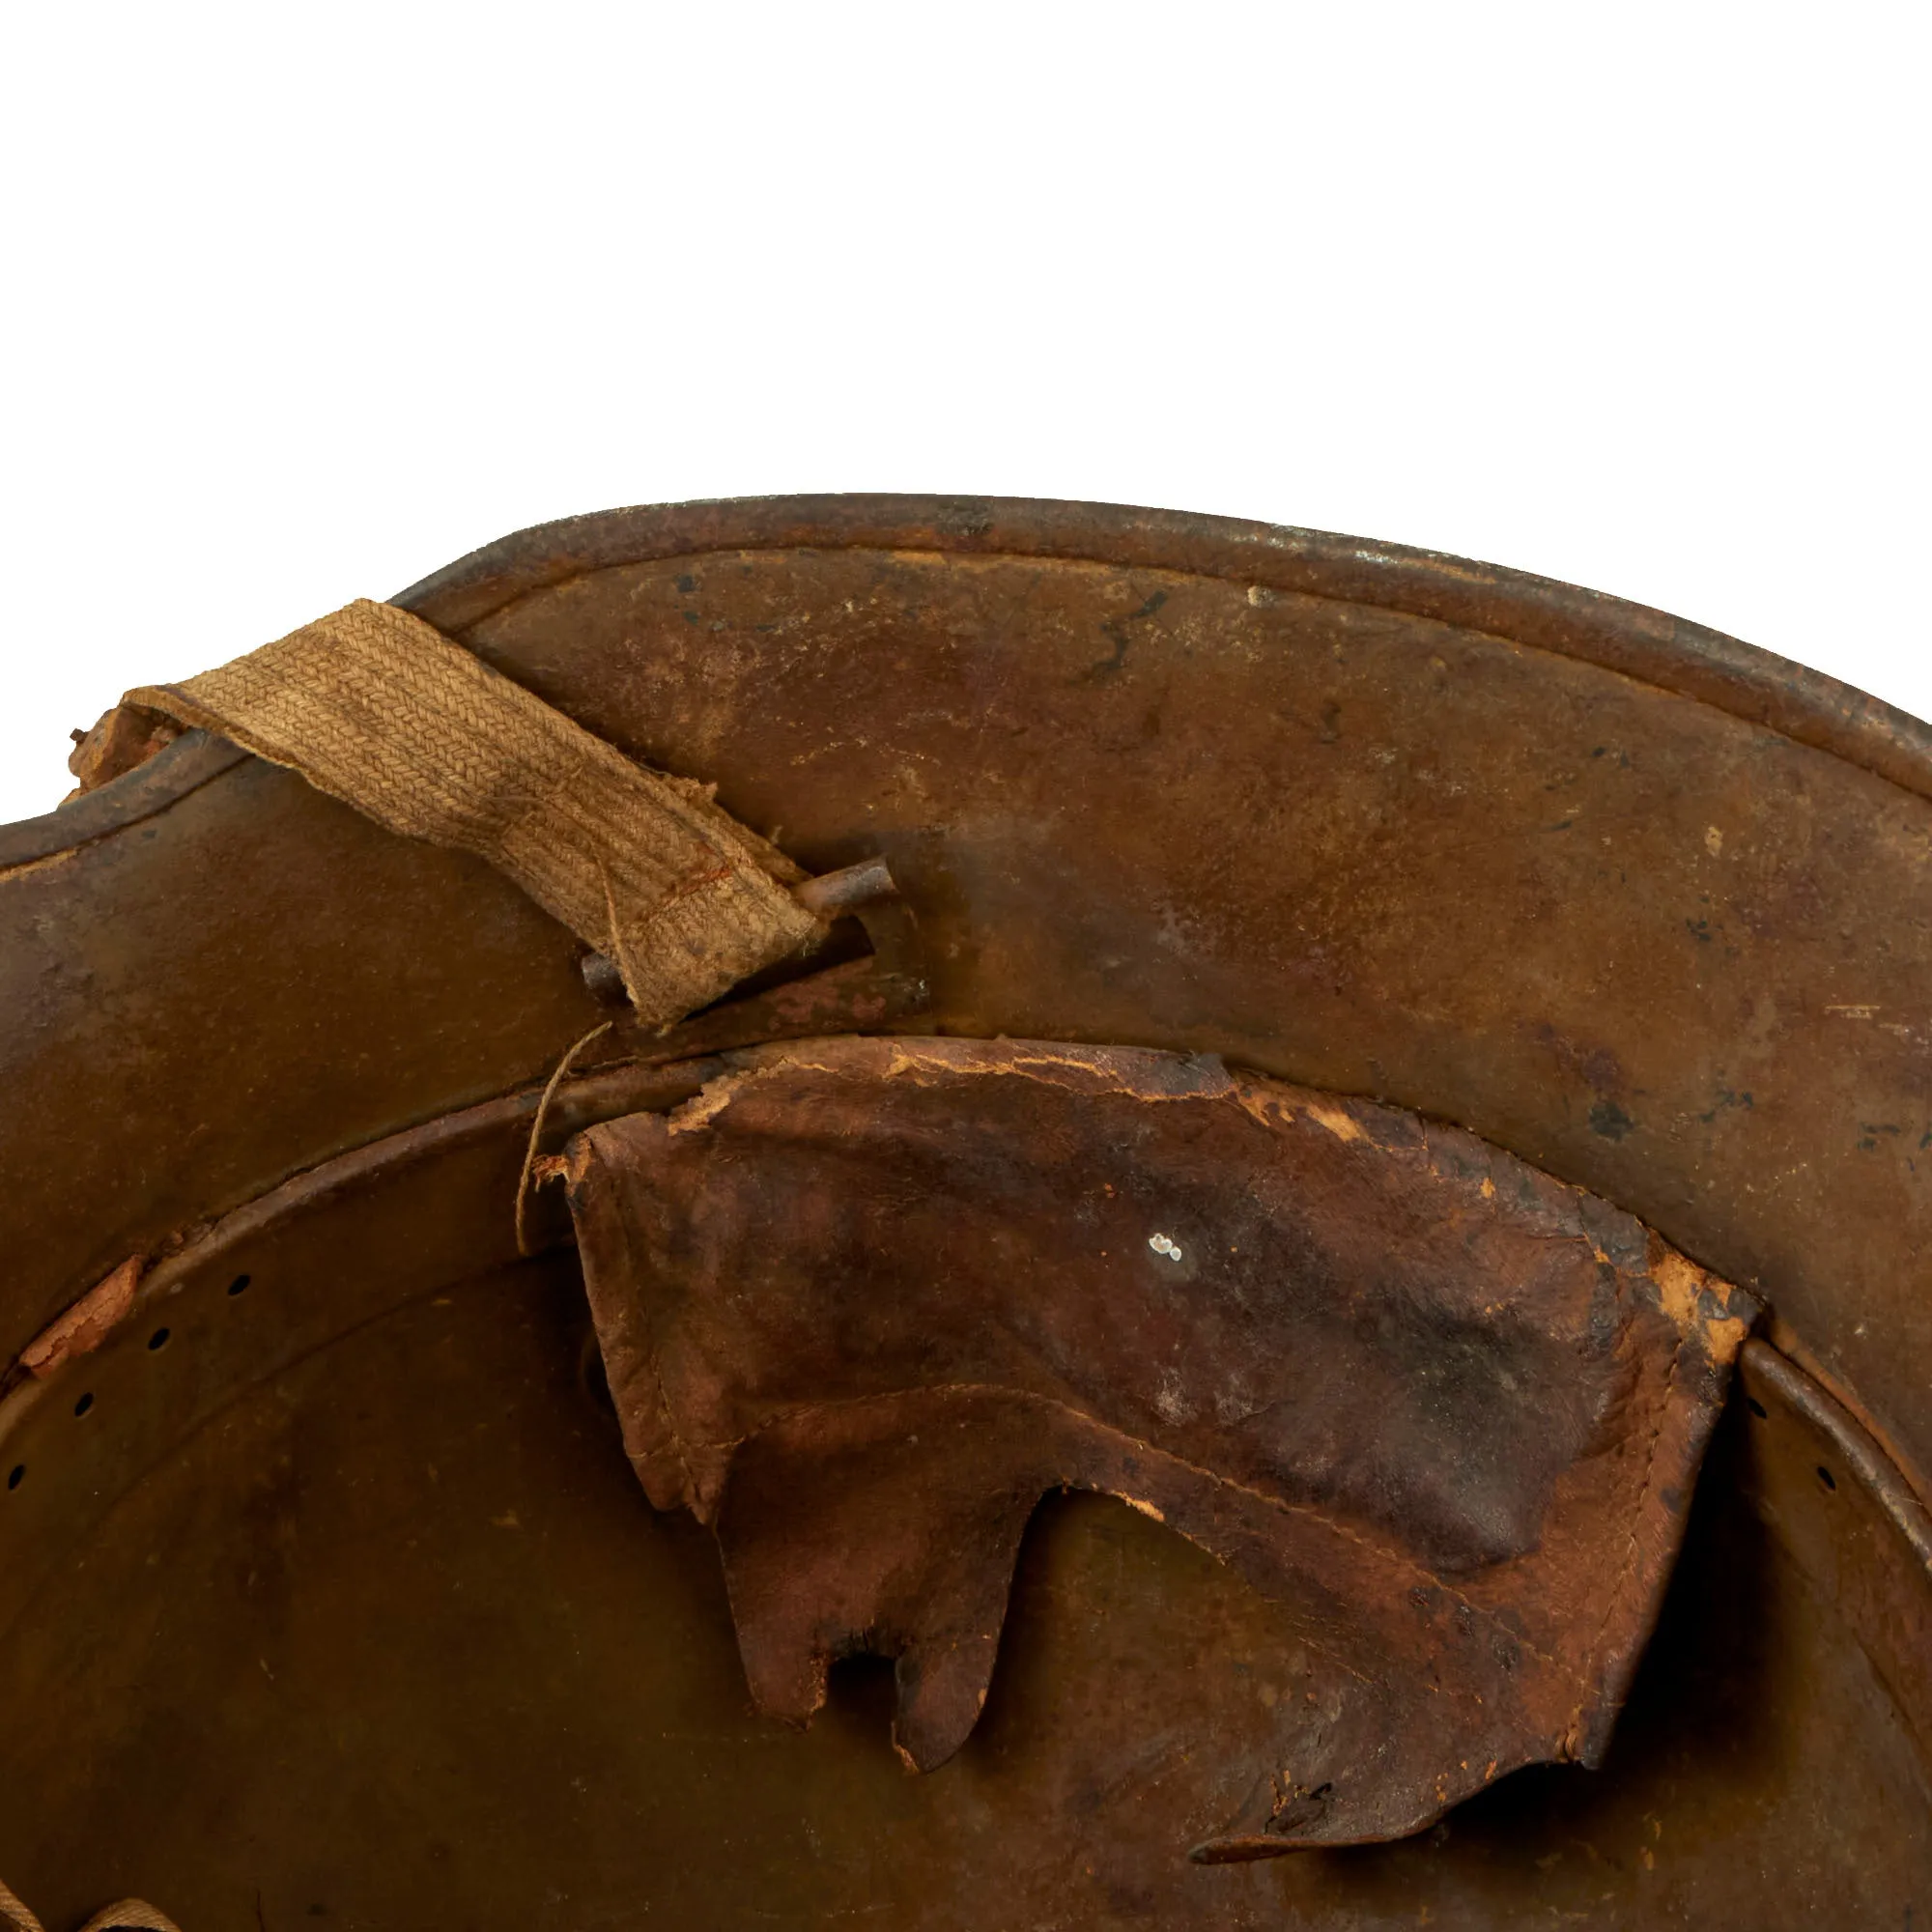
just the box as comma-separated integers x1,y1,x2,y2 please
556,1035,1757,1858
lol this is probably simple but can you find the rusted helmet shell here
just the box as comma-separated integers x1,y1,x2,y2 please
2,498,1927,1927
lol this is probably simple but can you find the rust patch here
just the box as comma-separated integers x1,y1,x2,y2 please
18,1255,145,1378
559,1037,1757,1860
65,703,185,796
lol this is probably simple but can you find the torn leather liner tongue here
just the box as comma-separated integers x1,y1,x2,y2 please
128,599,824,1027
554,1036,1758,1861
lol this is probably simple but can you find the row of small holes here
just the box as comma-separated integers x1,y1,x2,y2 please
1745,1392,1840,1493
5,1273,251,1494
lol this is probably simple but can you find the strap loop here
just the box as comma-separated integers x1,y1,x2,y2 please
130,599,824,1026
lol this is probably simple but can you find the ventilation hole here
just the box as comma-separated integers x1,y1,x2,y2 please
1817,1464,1837,1492
73,1391,94,1418
228,1273,251,1297
1746,1397,1768,1419
148,1326,171,1351
6,1465,22,1492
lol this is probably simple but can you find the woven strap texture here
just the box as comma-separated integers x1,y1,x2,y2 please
129,600,822,1027
76,1906,184,1932
0,1884,182,1932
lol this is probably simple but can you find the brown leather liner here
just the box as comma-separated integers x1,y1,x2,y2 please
557,1035,1756,1859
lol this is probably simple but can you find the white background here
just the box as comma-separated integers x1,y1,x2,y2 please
0,3,1924,826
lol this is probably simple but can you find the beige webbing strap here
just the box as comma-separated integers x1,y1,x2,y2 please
1,1882,183,1932
128,600,824,1028
77,1906,184,1932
